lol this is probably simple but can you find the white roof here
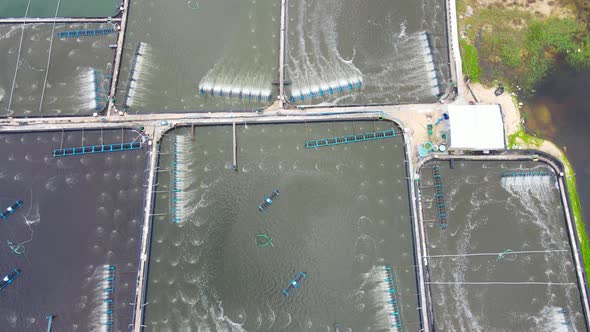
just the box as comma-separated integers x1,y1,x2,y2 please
448,104,505,150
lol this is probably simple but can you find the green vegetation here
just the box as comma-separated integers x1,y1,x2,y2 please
460,6,590,92
456,0,467,16
507,128,543,149
459,39,481,81
563,158,590,277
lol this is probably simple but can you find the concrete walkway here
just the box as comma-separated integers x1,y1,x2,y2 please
106,0,130,116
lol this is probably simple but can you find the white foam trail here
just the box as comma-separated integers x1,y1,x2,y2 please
198,80,273,102
525,305,576,332
419,32,441,96
287,0,363,102
87,265,113,332
77,69,98,112
172,135,191,223
125,42,156,107
198,56,273,102
357,265,403,331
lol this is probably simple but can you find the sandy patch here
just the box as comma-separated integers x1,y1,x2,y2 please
463,82,522,137
470,0,573,17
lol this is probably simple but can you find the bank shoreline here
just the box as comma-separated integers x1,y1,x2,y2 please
464,81,589,278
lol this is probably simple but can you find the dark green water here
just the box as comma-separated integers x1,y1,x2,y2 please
115,0,278,113
0,0,119,18
0,23,117,116
145,121,420,331
421,160,586,331
286,0,450,106
0,129,147,331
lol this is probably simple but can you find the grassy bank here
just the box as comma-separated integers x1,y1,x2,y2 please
563,157,590,276
508,129,590,276
507,128,543,149
459,39,480,82
458,3,590,92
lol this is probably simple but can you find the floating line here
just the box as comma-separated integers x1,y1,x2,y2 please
255,233,273,247
305,129,396,149
57,28,115,38
6,0,32,115
187,0,200,9
289,77,363,102
427,281,577,286
38,0,62,114
501,171,554,178
432,165,447,229
53,142,142,157
383,266,403,331
104,265,115,328
7,241,25,255
171,136,189,223
426,249,570,258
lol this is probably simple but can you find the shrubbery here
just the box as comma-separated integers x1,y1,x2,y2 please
461,8,590,92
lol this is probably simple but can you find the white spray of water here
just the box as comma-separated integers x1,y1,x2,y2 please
287,0,363,103
125,42,156,108
355,265,404,331
171,135,192,223
523,305,577,332
87,265,112,332
75,68,98,112
198,58,273,103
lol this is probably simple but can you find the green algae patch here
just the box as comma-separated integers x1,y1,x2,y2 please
507,128,543,149
460,39,481,82
562,157,590,276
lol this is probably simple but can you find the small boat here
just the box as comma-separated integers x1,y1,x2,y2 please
0,268,21,290
1,200,23,220
258,189,280,211
282,271,307,296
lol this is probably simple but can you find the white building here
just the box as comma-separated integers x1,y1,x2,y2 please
447,104,506,152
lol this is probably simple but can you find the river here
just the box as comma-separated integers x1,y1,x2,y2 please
523,69,590,232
